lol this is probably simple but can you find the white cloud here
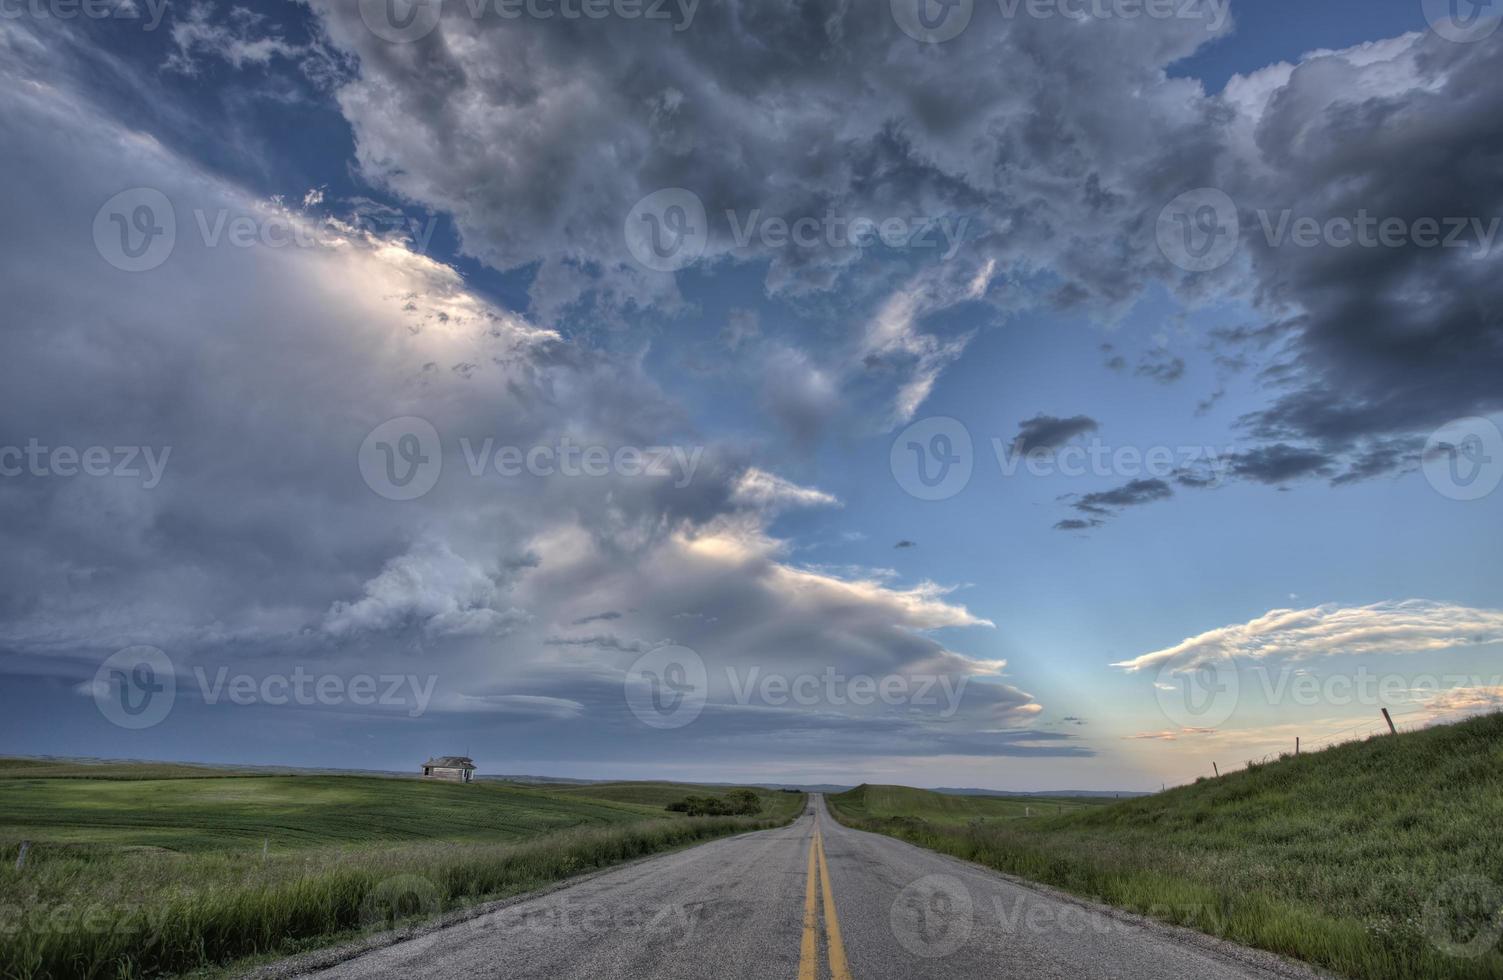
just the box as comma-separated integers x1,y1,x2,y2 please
1114,600,1503,673
731,468,841,511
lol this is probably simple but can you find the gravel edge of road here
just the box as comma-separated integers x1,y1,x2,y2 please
825,815,1335,980
235,826,787,980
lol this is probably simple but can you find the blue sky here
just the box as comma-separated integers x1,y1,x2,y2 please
1,0,1500,791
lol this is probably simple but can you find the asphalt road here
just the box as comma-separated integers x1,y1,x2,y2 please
297,795,1318,980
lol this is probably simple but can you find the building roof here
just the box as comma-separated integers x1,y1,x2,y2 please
423,756,476,769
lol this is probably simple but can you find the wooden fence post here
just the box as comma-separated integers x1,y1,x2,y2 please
1296,737,1300,756
16,841,29,870
1381,708,1397,735
1212,762,1220,778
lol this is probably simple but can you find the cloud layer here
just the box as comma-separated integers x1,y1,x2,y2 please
1114,600,1503,673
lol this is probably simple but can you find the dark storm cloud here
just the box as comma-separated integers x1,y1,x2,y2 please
1069,479,1176,517
1134,350,1186,385
1224,444,1336,486
1012,414,1100,454
307,0,1229,324
1213,35,1503,476
1,31,1049,775
572,611,623,625
299,4,1502,504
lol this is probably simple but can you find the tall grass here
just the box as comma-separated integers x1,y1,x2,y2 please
828,713,1503,980
1,812,796,979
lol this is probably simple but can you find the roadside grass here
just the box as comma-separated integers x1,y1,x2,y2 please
0,764,804,979
827,712,1503,980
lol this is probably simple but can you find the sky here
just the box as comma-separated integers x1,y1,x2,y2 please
1,0,1500,792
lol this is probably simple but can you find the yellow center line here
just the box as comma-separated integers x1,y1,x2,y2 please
798,817,820,980
796,807,856,980
815,819,854,980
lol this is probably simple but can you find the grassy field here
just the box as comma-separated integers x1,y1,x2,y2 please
826,784,1109,825
539,780,803,811
0,760,804,979
828,712,1503,980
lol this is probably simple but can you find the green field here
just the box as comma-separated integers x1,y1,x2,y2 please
539,780,802,811
825,784,1107,825
829,712,1503,980
0,760,804,979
